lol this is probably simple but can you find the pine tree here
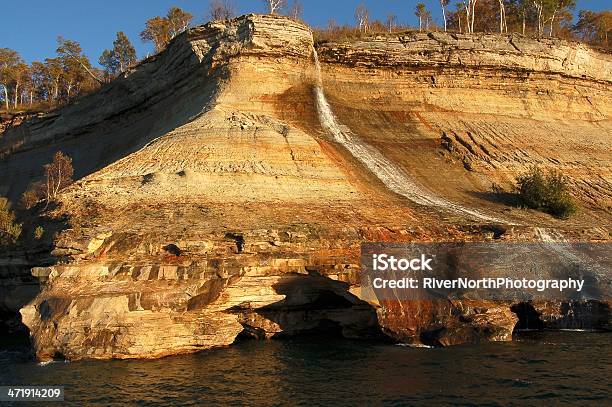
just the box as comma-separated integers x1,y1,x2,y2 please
100,32,137,78
113,32,137,72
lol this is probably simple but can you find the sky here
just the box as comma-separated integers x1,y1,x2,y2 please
2,0,610,67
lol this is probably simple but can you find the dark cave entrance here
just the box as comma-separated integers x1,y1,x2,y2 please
0,265,40,355
0,310,32,355
511,302,544,331
234,273,390,343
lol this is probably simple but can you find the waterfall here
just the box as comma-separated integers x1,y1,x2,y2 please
535,227,609,296
312,49,501,223
534,227,585,265
534,227,567,243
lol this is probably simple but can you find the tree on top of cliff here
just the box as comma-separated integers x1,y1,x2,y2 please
415,3,428,32
0,51,29,110
10,63,30,108
508,0,532,35
141,7,193,53
141,17,171,53
262,0,287,15
440,0,450,31
573,10,610,47
533,0,545,34
544,0,576,37
99,32,137,79
56,37,102,88
37,58,64,103
287,0,304,21
355,3,370,32
0,48,23,111
167,7,194,37
497,0,508,33
386,14,398,33
209,0,235,21
462,0,478,34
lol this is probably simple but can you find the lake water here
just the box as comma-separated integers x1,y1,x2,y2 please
0,332,610,405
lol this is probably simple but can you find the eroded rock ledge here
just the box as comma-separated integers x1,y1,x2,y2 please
317,31,611,82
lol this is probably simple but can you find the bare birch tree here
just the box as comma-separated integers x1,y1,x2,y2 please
462,0,478,33
44,152,74,204
415,3,427,32
0,49,22,110
533,0,544,35
10,63,29,108
263,0,287,14
498,0,508,33
440,0,450,32
355,3,370,32
516,0,529,35
547,0,576,37
288,0,303,20
386,14,398,33
209,0,235,21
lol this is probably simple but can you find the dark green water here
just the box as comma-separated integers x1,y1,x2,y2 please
1,332,610,406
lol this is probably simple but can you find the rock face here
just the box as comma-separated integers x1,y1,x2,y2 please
0,15,610,360
315,32,611,209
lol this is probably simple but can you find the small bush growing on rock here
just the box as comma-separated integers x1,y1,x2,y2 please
44,151,74,203
20,181,45,210
34,226,44,240
20,152,74,211
0,197,22,246
516,167,578,219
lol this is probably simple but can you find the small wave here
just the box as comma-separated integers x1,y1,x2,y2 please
556,329,596,332
514,329,541,332
396,343,434,349
38,360,55,366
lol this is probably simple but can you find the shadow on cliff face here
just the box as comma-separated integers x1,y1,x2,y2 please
511,301,611,332
470,190,521,208
235,272,391,342
511,303,545,331
0,264,39,353
0,209,71,349
0,43,228,201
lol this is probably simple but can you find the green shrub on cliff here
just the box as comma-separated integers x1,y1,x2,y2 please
34,226,44,240
516,167,578,219
0,197,22,246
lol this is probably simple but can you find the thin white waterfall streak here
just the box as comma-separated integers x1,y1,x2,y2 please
312,50,500,223
534,227,567,243
534,227,606,281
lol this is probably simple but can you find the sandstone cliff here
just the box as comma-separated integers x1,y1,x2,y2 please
0,14,610,360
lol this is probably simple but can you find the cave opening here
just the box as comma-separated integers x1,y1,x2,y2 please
0,310,32,357
233,274,390,343
511,302,544,331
